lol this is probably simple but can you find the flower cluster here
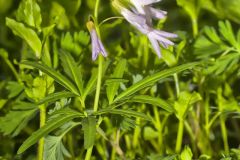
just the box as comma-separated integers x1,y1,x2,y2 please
113,0,177,58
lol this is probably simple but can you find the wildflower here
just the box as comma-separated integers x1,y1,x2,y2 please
113,1,177,58
86,21,107,61
130,0,166,21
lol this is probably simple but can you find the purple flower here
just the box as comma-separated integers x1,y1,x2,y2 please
130,0,166,21
113,1,177,58
87,21,107,61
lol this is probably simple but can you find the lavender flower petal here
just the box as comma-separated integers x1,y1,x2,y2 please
87,21,108,61
148,35,162,58
149,7,167,19
131,0,162,6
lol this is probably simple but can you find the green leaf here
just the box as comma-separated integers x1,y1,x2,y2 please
21,61,80,95
82,68,98,99
113,62,200,103
6,81,24,98
95,108,151,121
174,91,202,120
180,146,193,160
82,116,96,149
129,95,174,113
74,30,90,46
17,109,84,154
107,59,127,104
43,122,80,160
6,18,42,58
216,0,240,24
0,48,8,59
176,0,200,21
83,60,110,99
38,91,77,105
44,136,71,160
143,126,158,140
59,50,83,95
0,102,37,136
0,99,7,110
61,32,82,56
16,0,42,30
218,21,238,48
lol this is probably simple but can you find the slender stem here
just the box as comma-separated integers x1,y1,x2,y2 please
93,56,103,112
153,106,163,153
84,0,102,159
37,104,46,160
220,115,229,153
176,119,184,153
4,58,21,83
191,18,198,37
173,73,180,97
85,146,93,160
94,0,101,23
99,16,124,27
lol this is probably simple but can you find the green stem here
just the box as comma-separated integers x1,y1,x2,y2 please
37,104,46,160
94,0,100,23
220,115,229,153
4,58,21,83
204,93,210,138
84,0,102,159
191,17,198,37
153,106,163,153
85,146,93,160
176,119,184,153
173,73,180,97
93,56,103,112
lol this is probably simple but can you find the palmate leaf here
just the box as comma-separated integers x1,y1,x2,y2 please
17,109,84,154
21,61,80,95
129,95,174,113
6,18,42,58
82,116,96,149
59,50,83,95
113,62,200,103
0,102,38,136
44,136,71,160
44,122,80,160
95,108,151,121
38,91,76,105
107,59,127,104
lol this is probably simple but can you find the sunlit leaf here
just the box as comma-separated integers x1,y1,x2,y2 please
60,50,83,95
21,61,80,95
113,62,200,103
16,0,42,29
6,18,42,58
